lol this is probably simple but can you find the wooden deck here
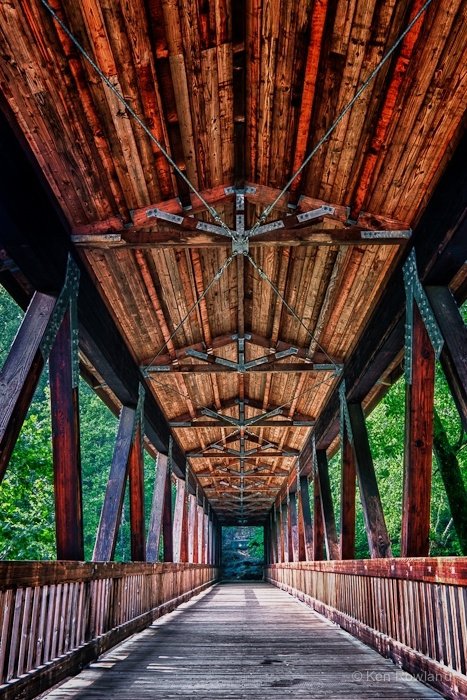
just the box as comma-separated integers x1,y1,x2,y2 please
45,582,442,699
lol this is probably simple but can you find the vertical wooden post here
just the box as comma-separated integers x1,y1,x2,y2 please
281,502,289,562
49,307,84,561
340,427,356,559
313,472,324,560
162,466,173,562
203,503,209,564
146,453,168,562
197,502,204,563
271,510,278,563
93,407,136,561
276,506,283,562
427,286,467,432
0,292,55,482
402,304,435,556
348,402,392,558
187,493,196,563
299,476,313,560
289,492,299,562
315,450,339,559
128,423,145,561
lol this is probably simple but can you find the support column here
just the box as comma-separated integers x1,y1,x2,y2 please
0,292,55,481
312,471,324,561
49,307,84,561
315,450,339,560
128,421,145,561
299,476,313,560
289,492,299,562
146,453,168,562
162,466,173,562
93,406,136,561
340,426,356,559
348,403,392,558
197,501,204,563
427,286,467,432
187,493,197,563
402,304,435,557
173,477,186,562
281,501,289,562
276,506,283,562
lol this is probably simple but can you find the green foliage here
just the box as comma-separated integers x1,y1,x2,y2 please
222,526,264,579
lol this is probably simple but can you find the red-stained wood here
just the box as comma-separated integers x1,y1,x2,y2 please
312,472,324,561
0,292,55,482
93,407,136,561
340,427,356,559
187,494,196,563
49,308,84,561
281,502,289,563
290,0,329,195
348,403,392,558
350,0,427,218
146,453,168,562
315,450,339,560
128,422,146,561
402,304,435,557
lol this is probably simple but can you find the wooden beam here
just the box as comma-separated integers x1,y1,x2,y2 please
93,407,136,561
49,307,84,561
72,225,410,249
0,292,55,481
347,403,392,558
289,492,299,562
340,427,356,560
281,502,289,563
187,494,197,563
426,286,467,432
128,421,146,561
147,362,337,374
315,450,339,560
312,472,324,561
173,478,187,563
197,504,204,564
162,468,173,562
146,453,168,562
401,305,435,557
299,476,313,561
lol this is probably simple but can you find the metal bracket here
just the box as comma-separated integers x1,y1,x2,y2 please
361,229,412,240
403,249,444,384
296,205,335,223
231,235,249,255
40,254,80,363
146,208,185,225
339,380,353,445
134,382,145,439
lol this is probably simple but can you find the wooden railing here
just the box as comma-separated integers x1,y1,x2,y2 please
265,559,467,700
0,561,218,700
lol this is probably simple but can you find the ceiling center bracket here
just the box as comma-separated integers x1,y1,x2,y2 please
231,234,249,256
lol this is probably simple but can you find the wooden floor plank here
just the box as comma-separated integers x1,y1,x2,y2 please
45,582,442,699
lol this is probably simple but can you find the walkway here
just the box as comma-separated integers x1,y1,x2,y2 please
45,582,441,699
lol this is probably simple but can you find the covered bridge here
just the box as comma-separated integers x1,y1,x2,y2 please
0,0,466,697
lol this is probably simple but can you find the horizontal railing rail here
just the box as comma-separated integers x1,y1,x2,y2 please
265,558,467,700
0,562,219,700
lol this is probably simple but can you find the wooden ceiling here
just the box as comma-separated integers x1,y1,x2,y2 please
0,0,466,523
